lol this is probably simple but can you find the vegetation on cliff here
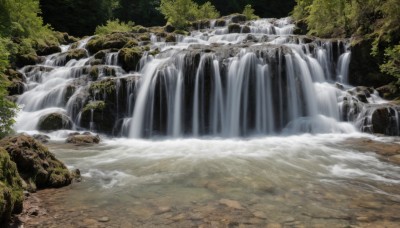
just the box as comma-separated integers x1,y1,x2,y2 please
292,0,400,85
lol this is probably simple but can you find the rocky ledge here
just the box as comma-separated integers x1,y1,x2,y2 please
0,134,76,225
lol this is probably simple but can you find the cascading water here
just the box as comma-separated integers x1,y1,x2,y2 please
13,17,399,137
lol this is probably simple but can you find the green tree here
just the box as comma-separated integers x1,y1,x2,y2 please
196,2,220,20
159,0,199,29
242,4,259,20
0,38,17,139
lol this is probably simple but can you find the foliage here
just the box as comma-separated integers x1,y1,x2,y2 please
158,0,199,29
293,0,400,80
381,44,400,79
242,4,259,20
0,38,17,139
197,2,220,20
158,0,221,29
95,19,134,35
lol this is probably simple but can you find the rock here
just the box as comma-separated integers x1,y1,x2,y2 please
66,134,100,144
219,199,244,210
16,54,44,68
215,19,226,27
253,211,268,219
377,83,400,100
228,23,241,33
118,47,143,72
164,24,175,33
65,49,88,62
36,45,62,56
371,106,399,135
5,69,26,96
349,39,396,87
37,113,73,131
192,20,211,29
86,33,137,54
165,34,176,43
132,25,148,33
230,14,247,23
0,148,24,223
32,134,50,144
156,206,172,214
0,135,72,190
98,216,110,222
242,26,251,33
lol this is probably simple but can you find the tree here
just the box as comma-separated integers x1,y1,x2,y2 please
0,38,17,139
197,2,220,20
159,0,199,29
242,4,259,20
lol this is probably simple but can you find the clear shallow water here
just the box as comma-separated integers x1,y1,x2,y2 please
31,134,400,227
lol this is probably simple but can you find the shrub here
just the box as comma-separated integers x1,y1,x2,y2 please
95,19,135,35
242,4,259,20
197,2,220,20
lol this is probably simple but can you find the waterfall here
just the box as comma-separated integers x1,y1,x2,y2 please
13,16,400,137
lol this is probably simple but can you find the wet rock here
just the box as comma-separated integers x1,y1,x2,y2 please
5,69,26,96
192,20,211,29
132,25,148,33
371,106,399,135
37,113,73,131
66,134,100,145
98,216,110,222
16,54,44,68
165,34,176,43
242,26,251,33
86,33,137,54
32,134,50,144
228,23,241,33
0,148,24,223
36,45,61,56
377,82,400,100
118,47,143,72
230,14,247,23
0,135,72,190
164,24,175,33
65,49,88,62
215,19,226,27
219,199,244,210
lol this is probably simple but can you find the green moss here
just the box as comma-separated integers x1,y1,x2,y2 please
138,34,151,41
132,25,148,33
65,49,88,62
89,79,116,94
123,40,139,48
83,101,106,112
0,148,23,223
89,66,99,81
174,30,189,36
117,47,143,72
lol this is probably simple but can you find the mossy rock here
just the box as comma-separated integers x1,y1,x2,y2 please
86,33,135,54
192,20,211,29
165,34,176,43
215,19,226,27
242,26,251,33
89,66,99,81
123,40,139,48
0,148,24,223
66,134,100,145
132,25,148,33
37,113,73,131
54,32,79,45
0,135,72,190
228,23,241,33
164,24,175,33
138,34,151,42
15,54,44,68
5,69,25,96
36,45,61,56
65,49,88,62
89,78,117,95
174,30,189,36
103,67,116,77
118,47,143,72
83,101,106,112
230,14,247,23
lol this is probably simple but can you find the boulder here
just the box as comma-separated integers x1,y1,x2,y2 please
164,24,175,33
15,54,44,68
230,14,247,23
65,49,88,62
118,47,143,72
0,148,24,223
371,106,399,135
32,134,50,144
165,34,176,43
0,135,72,190
86,33,137,54
36,45,62,56
66,134,100,145
228,23,241,33
214,19,226,27
37,113,73,131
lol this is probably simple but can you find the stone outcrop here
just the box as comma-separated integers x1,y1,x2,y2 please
37,113,73,131
0,135,72,191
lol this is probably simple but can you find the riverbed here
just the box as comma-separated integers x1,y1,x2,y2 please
18,133,400,227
